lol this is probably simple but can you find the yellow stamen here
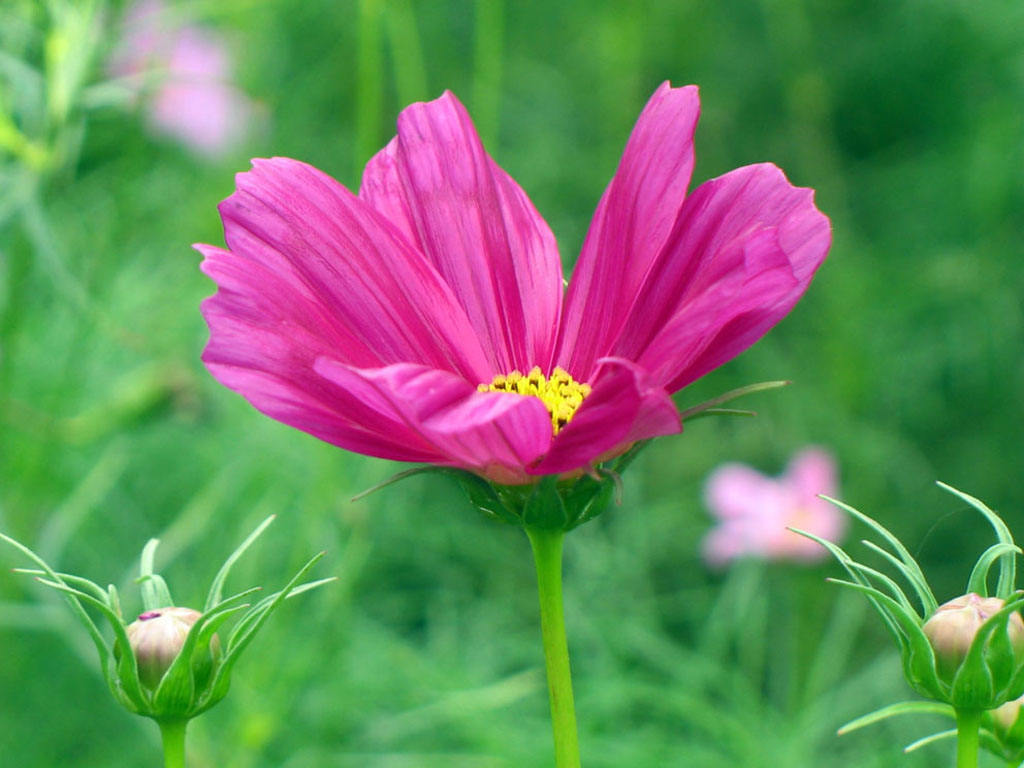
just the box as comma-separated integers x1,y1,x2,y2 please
478,366,591,435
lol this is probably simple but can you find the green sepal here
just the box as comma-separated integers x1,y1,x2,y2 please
978,728,1011,760
968,543,1022,598
678,380,789,421
828,579,943,699
562,472,617,529
138,538,173,611
194,552,327,715
791,529,907,647
205,515,275,612
2,535,120,701
903,728,957,753
457,472,520,524
820,495,938,616
350,466,451,502
939,482,1018,600
837,700,954,735
522,476,569,530
37,578,150,713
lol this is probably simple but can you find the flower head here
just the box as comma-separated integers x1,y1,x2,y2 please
702,447,843,565
110,0,253,156
198,84,830,484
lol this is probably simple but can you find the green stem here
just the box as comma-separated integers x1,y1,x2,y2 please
525,527,581,768
158,719,188,768
955,708,981,768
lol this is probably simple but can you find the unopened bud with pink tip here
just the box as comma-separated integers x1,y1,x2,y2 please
125,607,220,690
922,593,1024,685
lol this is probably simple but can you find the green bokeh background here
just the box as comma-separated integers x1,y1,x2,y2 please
1,0,1022,765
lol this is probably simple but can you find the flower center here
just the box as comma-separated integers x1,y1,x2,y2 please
478,366,591,435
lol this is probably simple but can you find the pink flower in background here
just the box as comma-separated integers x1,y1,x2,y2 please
198,83,831,484
702,447,844,565
110,0,253,156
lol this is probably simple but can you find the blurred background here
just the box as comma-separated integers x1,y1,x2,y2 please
1,0,1022,765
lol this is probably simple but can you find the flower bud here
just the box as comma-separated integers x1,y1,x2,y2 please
993,695,1024,737
922,593,1024,684
124,607,219,690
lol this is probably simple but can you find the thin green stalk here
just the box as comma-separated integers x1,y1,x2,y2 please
471,0,504,148
525,526,580,768
159,719,187,768
955,708,981,768
354,0,383,173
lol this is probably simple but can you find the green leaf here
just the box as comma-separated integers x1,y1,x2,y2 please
938,482,1017,599
205,516,275,612
968,543,1021,598
821,495,938,616
838,700,954,735
903,729,957,753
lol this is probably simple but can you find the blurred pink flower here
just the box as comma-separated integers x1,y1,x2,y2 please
110,0,252,156
702,447,844,565
198,84,831,484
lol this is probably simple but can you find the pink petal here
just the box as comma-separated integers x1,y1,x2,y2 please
313,360,554,482
625,163,831,392
704,463,775,521
786,447,838,500
557,82,701,380
200,244,452,461
529,358,680,475
359,92,563,376
212,156,491,381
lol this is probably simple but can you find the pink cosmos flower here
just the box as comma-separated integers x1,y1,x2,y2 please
110,0,252,156
702,447,844,565
197,84,831,485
